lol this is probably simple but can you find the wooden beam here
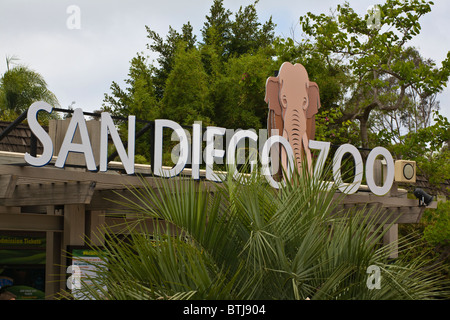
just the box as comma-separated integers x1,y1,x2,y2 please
0,212,63,231
0,164,216,191
0,206,20,214
338,192,413,207
0,164,157,189
332,204,426,224
386,206,425,224
0,181,96,206
87,189,153,212
0,174,18,198
337,192,437,209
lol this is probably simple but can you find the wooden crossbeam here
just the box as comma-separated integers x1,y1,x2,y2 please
88,188,160,212
0,164,157,189
336,192,437,209
0,212,63,231
0,164,435,223
332,203,425,224
0,181,96,206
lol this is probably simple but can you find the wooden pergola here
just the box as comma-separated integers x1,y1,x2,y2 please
0,117,437,299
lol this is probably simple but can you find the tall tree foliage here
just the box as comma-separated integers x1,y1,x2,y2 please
161,46,213,126
299,0,450,149
103,53,158,121
145,22,197,99
103,0,277,133
102,0,277,161
211,52,276,130
201,0,232,58
370,47,443,146
103,54,159,162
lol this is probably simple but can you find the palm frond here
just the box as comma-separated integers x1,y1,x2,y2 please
66,156,450,300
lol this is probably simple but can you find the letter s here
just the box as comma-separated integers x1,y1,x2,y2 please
24,101,54,167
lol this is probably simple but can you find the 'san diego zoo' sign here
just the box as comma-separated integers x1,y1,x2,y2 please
24,62,395,196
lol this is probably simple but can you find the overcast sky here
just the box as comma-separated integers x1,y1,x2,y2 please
1,0,449,121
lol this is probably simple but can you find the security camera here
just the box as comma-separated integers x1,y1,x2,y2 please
413,188,433,207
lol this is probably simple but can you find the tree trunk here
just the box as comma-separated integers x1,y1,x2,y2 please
360,117,369,150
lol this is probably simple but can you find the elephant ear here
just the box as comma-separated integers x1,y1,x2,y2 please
306,81,321,119
265,77,283,116
302,80,310,110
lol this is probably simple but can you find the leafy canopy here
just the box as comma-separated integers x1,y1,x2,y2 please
299,0,450,149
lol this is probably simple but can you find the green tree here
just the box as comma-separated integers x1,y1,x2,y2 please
370,48,443,147
103,53,159,162
399,199,450,282
228,0,275,56
161,46,213,126
389,111,450,192
423,201,450,248
201,0,232,59
211,51,276,130
104,0,278,131
299,0,450,149
146,22,197,99
201,0,275,59
0,57,59,120
103,53,158,121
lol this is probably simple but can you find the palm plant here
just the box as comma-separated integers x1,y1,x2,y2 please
69,161,449,300
0,56,59,119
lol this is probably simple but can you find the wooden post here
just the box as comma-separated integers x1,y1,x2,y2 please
370,159,399,258
63,204,86,246
383,223,399,259
86,210,105,246
45,206,63,300
61,204,86,296
381,160,399,258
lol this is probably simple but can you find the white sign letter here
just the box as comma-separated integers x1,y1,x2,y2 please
55,108,96,171
261,135,295,189
333,144,363,194
309,140,332,190
153,119,188,177
24,101,54,167
100,113,135,174
191,122,202,180
227,130,258,183
205,127,226,182
365,147,395,196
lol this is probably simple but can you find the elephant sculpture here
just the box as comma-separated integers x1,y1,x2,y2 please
265,62,321,176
